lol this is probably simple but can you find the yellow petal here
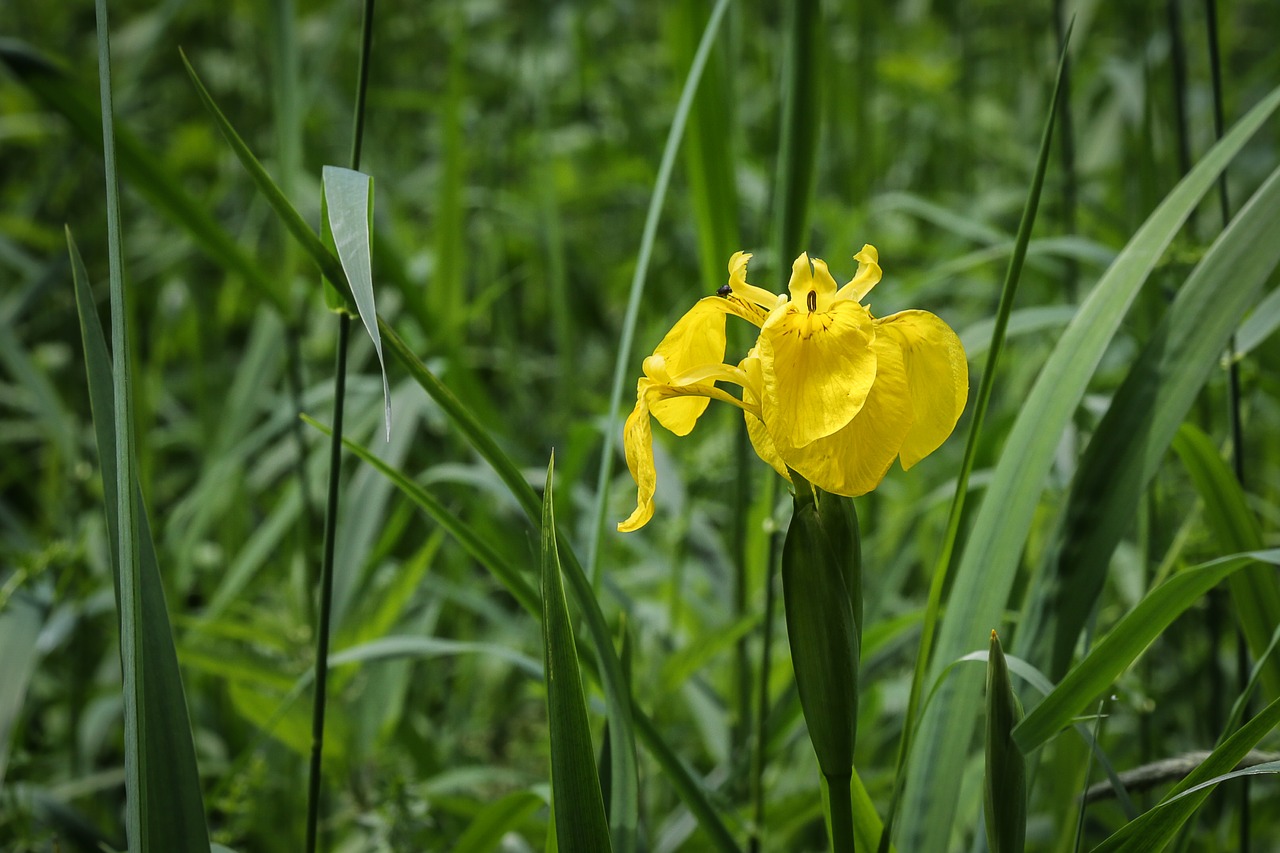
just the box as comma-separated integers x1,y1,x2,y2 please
836,244,882,302
739,353,790,480
727,251,779,314
618,383,657,532
875,309,969,468
758,297,877,451
648,297,728,436
782,336,914,495
785,253,841,312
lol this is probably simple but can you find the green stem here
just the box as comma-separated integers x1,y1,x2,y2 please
749,528,782,852
826,773,855,853
304,313,351,853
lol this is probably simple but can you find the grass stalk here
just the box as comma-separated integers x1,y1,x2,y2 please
304,1,376,850
749,530,782,853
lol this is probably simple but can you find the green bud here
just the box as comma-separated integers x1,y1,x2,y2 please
984,629,1027,853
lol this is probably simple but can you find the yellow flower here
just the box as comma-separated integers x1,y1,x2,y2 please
618,246,968,532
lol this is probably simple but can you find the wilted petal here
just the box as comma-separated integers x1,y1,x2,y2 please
876,309,969,468
618,382,658,532
759,298,877,451
783,336,914,496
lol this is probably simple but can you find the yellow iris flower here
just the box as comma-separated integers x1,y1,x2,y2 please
619,246,969,532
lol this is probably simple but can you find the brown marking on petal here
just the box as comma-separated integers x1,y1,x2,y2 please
806,290,817,312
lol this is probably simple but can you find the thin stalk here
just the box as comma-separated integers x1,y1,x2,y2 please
304,1,375,850
305,313,350,853
731,421,752,780
1205,1,1248,847
749,529,783,853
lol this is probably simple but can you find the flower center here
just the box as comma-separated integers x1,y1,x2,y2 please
806,290,817,312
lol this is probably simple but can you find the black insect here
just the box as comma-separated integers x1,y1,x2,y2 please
716,283,732,296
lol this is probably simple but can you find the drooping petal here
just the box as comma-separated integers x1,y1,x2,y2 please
648,297,728,435
758,297,877,451
782,336,914,496
618,382,658,532
875,309,969,468
836,244,882,303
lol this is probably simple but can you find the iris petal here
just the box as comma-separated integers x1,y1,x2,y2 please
618,383,658,532
739,353,790,480
783,336,914,495
759,298,877,451
875,309,969,469
649,297,728,435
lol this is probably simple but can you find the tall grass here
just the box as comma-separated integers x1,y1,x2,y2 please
2,2,1280,851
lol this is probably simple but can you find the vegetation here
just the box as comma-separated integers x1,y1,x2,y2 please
2,0,1279,850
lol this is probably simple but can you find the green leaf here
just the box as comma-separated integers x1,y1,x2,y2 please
1013,550,1280,753
889,28,1073,851
322,166,390,439
1090,693,1280,853
900,82,1280,849
1234,282,1280,358
71,225,210,850
983,631,1026,853
1172,423,1280,696
540,454,613,853
1025,159,1280,681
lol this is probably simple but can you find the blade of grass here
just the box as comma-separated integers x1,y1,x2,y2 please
91,3,212,847
323,166,390,439
71,221,209,849
1171,423,1279,695
1025,159,1280,682
541,455,613,852
1090,693,1280,853
899,81,1280,850
1013,550,1280,753
882,26,1072,852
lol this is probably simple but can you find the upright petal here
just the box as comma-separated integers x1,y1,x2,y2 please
727,251,780,313
786,253,841,312
836,244,882,302
782,336,914,496
618,383,658,532
875,309,969,469
758,298,877,451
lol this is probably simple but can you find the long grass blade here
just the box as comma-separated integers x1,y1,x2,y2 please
71,223,209,849
1090,692,1280,853
884,26,1072,852
1013,550,1280,753
1025,160,1280,681
540,455,613,852
899,82,1280,850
